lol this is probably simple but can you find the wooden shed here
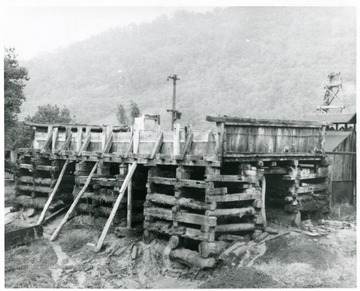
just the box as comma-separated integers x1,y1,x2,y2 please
303,113,356,205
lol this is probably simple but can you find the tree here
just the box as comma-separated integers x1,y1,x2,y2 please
129,101,141,124
4,48,29,149
116,104,129,125
26,104,73,124
115,100,141,126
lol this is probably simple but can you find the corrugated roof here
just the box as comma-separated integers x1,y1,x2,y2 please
325,131,352,151
302,113,356,124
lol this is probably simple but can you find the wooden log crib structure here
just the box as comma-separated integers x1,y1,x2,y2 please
14,114,331,266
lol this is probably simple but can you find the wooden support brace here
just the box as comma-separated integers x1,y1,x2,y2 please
96,162,138,252
50,161,99,241
124,135,134,159
101,132,113,157
178,132,193,160
37,159,70,225
77,132,91,156
60,128,72,152
150,132,163,159
127,164,133,228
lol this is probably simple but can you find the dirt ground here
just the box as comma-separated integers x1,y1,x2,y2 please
4,182,357,288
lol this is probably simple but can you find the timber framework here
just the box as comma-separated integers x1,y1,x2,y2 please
14,114,331,267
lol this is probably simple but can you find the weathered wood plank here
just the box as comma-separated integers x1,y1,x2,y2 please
206,192,260,202
216,223,255,232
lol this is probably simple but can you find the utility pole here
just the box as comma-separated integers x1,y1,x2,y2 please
167,74,181,130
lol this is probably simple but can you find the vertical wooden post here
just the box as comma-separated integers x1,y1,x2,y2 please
173,123,181,155
127,164,132,228
320,125,326,152
52,127,58,153
76,126,82,152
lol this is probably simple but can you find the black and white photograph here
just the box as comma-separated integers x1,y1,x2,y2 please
3,1,357,288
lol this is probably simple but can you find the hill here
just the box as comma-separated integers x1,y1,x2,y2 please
20,7,356,128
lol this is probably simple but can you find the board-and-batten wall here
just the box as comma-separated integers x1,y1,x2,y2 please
328,130,356,205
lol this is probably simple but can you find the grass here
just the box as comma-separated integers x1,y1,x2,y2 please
58,228,95,254
330,203,356,221
5,238,58,288
254,229,357,288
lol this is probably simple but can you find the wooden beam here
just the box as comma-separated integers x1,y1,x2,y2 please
127,164,133,228
37,159,70,225
43,126,53,150
124,134,134,159
149,132,163,159
216,223,255,232
51,127,58,153
178,132,193,160
50,161,99,241
101,132,113,157
206,115,328,128
96,162,138,252
60,128,72,152
77,131,91,156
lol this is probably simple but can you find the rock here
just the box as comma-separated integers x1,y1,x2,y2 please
292,212,301,227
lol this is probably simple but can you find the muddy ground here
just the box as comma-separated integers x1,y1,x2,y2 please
4,182,357,288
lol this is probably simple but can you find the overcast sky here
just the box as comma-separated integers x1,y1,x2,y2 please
4,6,214,61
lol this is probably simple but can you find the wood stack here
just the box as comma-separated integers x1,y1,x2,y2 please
74,161,145,224
144,163,265,260
15,154,74,210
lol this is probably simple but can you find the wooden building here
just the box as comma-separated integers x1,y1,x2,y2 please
303,113,356,205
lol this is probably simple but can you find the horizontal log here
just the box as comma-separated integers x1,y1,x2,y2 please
15,195,48,210
36,165,59,172
289,182,329,194
170,248,216,269
206,192,260,203
206,175,257,183
199,241,228,258
218,234,248,242
143,221,211,241
17,176,33,184
219,241,247,261
18,163,33,170
144,207,217,226
16,184,52,194
206,187,228,195
282,172,328,181
146,193,216,210
264,167,288,175
150,177,177,186
180,179,210,189
206,206,255,218
216,223,255,232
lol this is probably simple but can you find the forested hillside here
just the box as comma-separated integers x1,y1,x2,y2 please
21,7,356,128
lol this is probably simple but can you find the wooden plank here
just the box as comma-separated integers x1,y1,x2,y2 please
206,193,261,202
96,162,138,252
150,177,177,186
144,207,173,220
101,132,113,157
207,206,255,217
52,127,58,153
147,193,215,210
36,165,58,172
127,164,133,228
18,163,33,170
282,172,328,181
43,125,53,150
124,134,134,159
206,115,327,127
216,223,255,232
16,185,51,193
60,129,72,152
180,179,209,189
176,211,217,227
77,131,91,156
150,132,163,159
206,175,256,183
37,159,70,225
173,124,181,155
50,161,99,241
206,187,228,195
